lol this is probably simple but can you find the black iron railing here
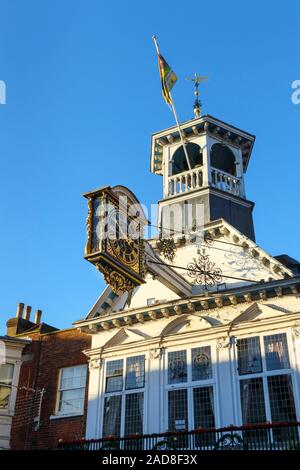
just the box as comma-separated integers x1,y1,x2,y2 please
56,422,300,451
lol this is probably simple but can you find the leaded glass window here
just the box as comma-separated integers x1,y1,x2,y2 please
192,346,212,381
237,337,262,375
105,359,123,393
168,350,187,384
103,356,145,440
268,374,297,442
267,375,296,422
193,386,215,428
240,378,266,424
124,393,144,435
168,389,188,431
264,333,290,371
103,395,122,437
125,356,145,390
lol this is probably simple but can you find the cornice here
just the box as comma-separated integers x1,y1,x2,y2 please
74,276,300,334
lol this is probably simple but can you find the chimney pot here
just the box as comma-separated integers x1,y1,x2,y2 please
24,305,32,321
34,309,42,324
16,303,25,318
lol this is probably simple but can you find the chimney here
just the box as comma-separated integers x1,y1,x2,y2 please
34,309,42,324
16,302,25,318
24,305,32,321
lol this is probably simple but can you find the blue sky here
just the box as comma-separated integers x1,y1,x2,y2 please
0,1,299,333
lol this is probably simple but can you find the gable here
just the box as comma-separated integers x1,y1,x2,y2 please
124,274,180,311
163,220,293,291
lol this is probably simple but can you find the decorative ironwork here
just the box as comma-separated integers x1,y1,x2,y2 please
214,433,245,450
187,252,223,290
156,236,177,263
186,73,208,118
189,229,214,253
204,231,214,246
56,422,300,451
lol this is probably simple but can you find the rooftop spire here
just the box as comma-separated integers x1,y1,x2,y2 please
186,73,208,118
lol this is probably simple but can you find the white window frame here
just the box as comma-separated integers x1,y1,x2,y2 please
234,329,299,426
164,342,218,432
53,364,87,419
0,362,15,411
100,354,146,438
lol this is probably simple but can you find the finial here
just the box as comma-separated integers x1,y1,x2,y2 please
186,73,208,118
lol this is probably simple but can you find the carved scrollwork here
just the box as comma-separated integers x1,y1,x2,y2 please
85,197,93,255
96,264,136,294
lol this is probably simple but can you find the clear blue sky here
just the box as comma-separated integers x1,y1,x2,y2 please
0,1,299,333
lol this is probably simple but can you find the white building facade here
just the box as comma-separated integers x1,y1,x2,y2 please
0,335,29,449
75,113,300,443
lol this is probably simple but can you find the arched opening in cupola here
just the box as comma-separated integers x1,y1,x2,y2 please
210,143,236,175
171,143,203,176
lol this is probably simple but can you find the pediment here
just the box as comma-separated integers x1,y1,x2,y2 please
160,314,215,337
103,327,150,348
231,302,289,325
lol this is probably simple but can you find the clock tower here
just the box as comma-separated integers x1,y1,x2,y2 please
150,113,256,241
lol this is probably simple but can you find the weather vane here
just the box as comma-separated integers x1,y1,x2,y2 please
186,73,208,118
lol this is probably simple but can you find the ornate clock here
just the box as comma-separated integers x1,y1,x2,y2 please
84,185,146,294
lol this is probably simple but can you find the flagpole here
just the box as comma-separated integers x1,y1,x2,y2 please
152,35,192,171
169,93,192,171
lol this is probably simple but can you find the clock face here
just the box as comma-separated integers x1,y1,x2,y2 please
106,208,139,267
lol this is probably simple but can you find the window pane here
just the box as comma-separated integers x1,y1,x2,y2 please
264,334,290,371
168,350,187,384
61,365,87,390
237,337,262,375
91,197,102,253
125,356,145,390
124,393,144,435
103,395,122,437
240,378,267,424
0,385,11,409
268,375,297,422
193,386,215,429
192,347,212,381
268,375,298,443
105,359,123,392
59,388,85,413
0,364,14,385
168,389,188,431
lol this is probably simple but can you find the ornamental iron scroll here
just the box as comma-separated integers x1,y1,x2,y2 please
156,235,177,263
214,433,245,450
187,252,223,290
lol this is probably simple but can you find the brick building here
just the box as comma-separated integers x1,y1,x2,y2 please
6,303,91,450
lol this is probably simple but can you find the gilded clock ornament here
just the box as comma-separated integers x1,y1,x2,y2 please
83,185,147,294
